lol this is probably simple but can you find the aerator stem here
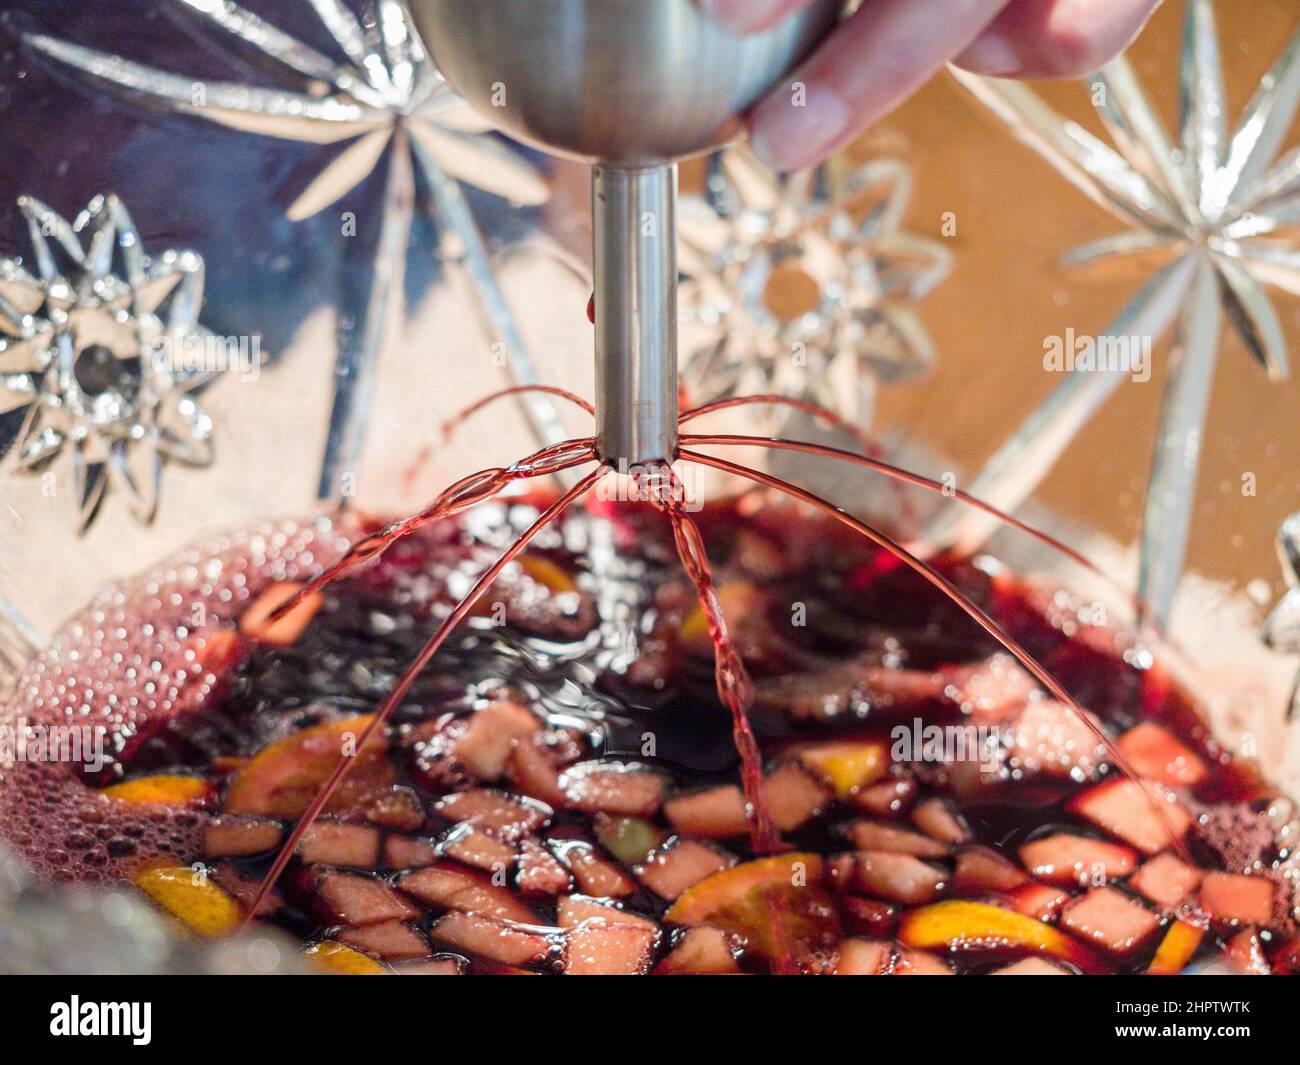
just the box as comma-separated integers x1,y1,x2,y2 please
592,163,679,468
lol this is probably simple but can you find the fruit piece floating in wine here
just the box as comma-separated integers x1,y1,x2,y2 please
0,386,1294,975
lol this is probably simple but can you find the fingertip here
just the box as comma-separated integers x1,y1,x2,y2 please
953,29,1025,78
749,81,855,171
955,0,1162,79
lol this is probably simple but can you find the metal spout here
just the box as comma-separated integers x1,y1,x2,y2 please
593,164,679,467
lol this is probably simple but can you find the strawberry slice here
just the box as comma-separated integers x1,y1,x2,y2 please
1068,779,1191,855
428,911,553,967
1116,722,1206,788
634,838,733,900
854,851,947,905
665,853,838,962
1199,872,1275,927
898,900,1104,972
1018,834,1137,887
224,715,395,819
847,820,950,858
655,926,742,974
298,822,381,868
1129,852,1203,908
1146,920,1205,975
398,863,537,924
1060,887,1158,956
338,921,432,961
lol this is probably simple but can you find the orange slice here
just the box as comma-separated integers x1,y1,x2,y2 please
133,865,243,937
224,714,394,819
898,900,1103,972
796,740,889,798
518,554,578,595
665,853,836,960
306,940,387,975
239,581,322,647
1147,920,1205,975
103,774,213,806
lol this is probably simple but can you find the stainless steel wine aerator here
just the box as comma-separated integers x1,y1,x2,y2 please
409,0,848,467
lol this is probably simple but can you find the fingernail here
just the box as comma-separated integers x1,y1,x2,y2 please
699,0,786,35
750,83,852,171
957,29,1022,77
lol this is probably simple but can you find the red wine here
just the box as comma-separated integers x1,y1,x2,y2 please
0,495,1292,975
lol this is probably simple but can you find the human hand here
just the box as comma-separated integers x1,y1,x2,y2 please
698,0,1163,170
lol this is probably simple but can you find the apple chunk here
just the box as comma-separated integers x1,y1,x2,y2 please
1116,722,1206,788
1199,872,1275,927
1018,834,1137,887
1060,887,1158,956
1069,779,1191,855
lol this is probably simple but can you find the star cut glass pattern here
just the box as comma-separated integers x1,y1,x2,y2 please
23,0,564,499
0,195,215,532
924,0,1300,629
678,146,951,431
